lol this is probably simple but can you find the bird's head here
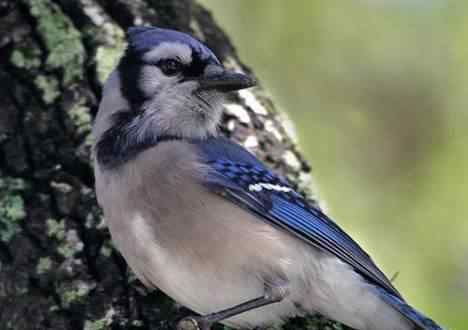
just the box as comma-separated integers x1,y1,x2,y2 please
93,26,255,168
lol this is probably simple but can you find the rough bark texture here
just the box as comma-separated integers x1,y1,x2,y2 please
0,1,344,329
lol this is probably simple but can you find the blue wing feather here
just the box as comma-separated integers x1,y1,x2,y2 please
375,288,445,330
192,137,446,330
194,137,402,298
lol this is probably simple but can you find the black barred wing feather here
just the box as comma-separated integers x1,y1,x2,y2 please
195,137,402,299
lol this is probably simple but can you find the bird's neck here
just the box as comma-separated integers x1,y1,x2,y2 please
94,110,185,169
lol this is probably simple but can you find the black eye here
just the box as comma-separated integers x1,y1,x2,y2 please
157,59,182,76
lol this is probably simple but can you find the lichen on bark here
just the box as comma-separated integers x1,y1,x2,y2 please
0,176,26,242
28,0,86,84
0,1,340,329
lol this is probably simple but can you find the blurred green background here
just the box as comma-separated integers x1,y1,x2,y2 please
200,1,467,329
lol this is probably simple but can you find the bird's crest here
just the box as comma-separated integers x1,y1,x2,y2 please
126,26,220,64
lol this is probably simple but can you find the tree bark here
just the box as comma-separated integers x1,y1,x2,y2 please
0,1,344,329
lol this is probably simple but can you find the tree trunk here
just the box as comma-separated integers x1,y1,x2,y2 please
0,1,342,329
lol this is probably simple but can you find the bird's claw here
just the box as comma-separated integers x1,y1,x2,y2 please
176,316,211,330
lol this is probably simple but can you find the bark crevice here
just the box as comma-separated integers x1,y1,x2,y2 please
0,1,340,329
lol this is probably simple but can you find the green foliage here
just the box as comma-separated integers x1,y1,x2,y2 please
201,1,467,329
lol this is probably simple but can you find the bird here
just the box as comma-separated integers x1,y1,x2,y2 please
92,26,446,330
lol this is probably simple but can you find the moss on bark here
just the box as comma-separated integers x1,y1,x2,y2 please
0,1,345,329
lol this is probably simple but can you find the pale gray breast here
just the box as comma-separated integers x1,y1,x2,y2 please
94,140,302,320
94,141,411,330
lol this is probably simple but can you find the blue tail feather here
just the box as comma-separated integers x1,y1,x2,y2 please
375,287,446,330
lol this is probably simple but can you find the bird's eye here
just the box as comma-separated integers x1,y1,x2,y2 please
158,59,183,76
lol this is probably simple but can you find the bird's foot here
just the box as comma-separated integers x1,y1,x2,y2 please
176,316,212,330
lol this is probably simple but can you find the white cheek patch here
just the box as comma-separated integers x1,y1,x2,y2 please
139,42,193,97
139,65,166,96
248,183,293,193
142,42,192,64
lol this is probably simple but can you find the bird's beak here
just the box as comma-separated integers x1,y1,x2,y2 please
198,69,256,92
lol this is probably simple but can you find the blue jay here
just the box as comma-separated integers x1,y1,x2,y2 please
92,26,445,330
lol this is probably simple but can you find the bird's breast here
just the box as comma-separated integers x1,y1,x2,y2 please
94,141,410,330
94,141,302,326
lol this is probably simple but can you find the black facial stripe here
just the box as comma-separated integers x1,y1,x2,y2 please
183,48,209,78
157,58,183,76
95,110,181,169
118,50,146,109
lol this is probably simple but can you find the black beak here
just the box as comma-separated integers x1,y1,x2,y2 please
198,70,256,92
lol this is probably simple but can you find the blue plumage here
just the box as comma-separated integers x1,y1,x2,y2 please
127,26,220,64
195,137,399,293
375,287,444,330
194,137,444,330
94,25,447,330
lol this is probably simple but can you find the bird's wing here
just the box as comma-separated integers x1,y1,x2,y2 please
194,137,402,299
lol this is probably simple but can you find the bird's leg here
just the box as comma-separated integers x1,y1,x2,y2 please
176,284,289,330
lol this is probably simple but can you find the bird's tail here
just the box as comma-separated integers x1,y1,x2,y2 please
374,287,446,330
